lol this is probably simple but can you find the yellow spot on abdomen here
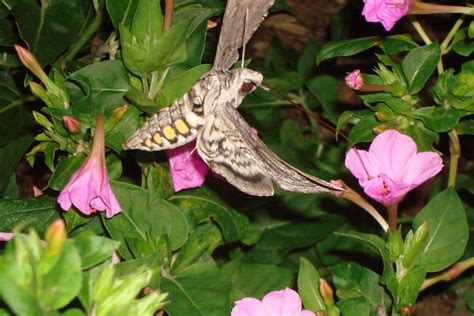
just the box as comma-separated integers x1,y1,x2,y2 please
162,125,177,140
153,133,163,145
145,139,153,148
174,119,189,134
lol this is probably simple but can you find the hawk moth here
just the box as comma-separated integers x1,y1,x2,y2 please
124,0,342,196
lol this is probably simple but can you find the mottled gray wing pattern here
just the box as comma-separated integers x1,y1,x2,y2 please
213,0,275,70
197,109,274,196
197,104,343,196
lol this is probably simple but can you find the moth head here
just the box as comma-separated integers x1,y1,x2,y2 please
236,69,263,95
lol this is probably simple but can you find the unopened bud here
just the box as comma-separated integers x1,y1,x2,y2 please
111,104,128,123
29,81,48,100
375,111,390,122
62,115,81,134
32,185,44,197
319,278,335,306
207,19,218,30
15,45,48,83
44,219,66,255
373,124,389,134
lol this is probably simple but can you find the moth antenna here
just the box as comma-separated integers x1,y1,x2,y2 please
241,8,249,69
260,83,371,179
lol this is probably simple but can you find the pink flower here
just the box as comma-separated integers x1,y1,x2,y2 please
231,288,315,316
345,69,364,90
58,114,122,218
345,129,443,206
62,115,81,134
0,233,14,242
362,0,413,31
166,141,209,192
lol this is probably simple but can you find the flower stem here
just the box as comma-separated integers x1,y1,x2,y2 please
447,129,460,188
440,17,465,54
91,113,105,158
409,17,444,73
163,0,174,32
61,0,104,68
421,257,474,291
386,203,399,235
337,182,389,233
410,2,474,16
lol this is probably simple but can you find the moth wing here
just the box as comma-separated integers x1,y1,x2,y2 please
213,0,275,70
196,108,274,196
198,105,342,195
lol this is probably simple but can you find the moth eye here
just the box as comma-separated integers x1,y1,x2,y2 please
241,81,255,93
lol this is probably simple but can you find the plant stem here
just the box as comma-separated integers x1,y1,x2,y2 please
163,0,174,32
410,17,444,73
337,181,389,233
387,203,399,235
148,71,159,99
440,17,464,54
447,129,460,187
421,257,474,291
61,0,104,68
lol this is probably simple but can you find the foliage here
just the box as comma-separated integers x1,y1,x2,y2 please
0,0,473,315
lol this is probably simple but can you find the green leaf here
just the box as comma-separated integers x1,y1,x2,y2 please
317,37,378,64
379,34,418,54
245,215,344,264
298,258,326,312
297,41,320,78
457,120,474,135
397,266,426,306
169,188,249,243
105,0,138,28
0,135,34,195
67,60,132,115
403,120,439,152
0,196,60,235
48,155,86,191
332,262,384,311
336,296,370,316
227,261,294,302
407,107,461,132
161,64,211,105
74,233,120,269
413,188,469,272
125,88,161,114
12,0,93,65
161,262,232,316
307,75,339,124
104,181,189,259
130,0,163,42
347,115,378,145
402,42,441,94
41,241,82,309
105,105,141,153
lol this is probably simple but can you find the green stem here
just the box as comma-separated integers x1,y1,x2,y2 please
142,76,149,95
447,129,460,188
60,0,104,67
410,17,444,74
440,17,464,54
421,257,474,291
387,203,399,235
148,71,159,99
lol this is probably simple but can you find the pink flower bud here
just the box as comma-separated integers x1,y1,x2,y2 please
319,279,335,306
32,185,44,197
345,69,364,90
14,45,48,82
62,115,81,134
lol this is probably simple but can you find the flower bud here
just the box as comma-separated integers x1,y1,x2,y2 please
373,124,389,134
375,111,390,122
207,19,218,30
15,45,48,82
111,104,128,123
345,69,364,90
402,222,428,269
32,185,44,197
62,115,81,134
44,219,66,256
29,81,48,100
319,278,335,306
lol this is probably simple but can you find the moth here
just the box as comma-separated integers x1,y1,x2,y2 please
123,0,342,196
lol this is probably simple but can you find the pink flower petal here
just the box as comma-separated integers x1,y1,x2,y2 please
231,298,268,316
402,151,443,186
262,288,303,316
166,141,209,192
345,129,443,206
362,0,413,31
0,232,14,242
368,130,417,180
